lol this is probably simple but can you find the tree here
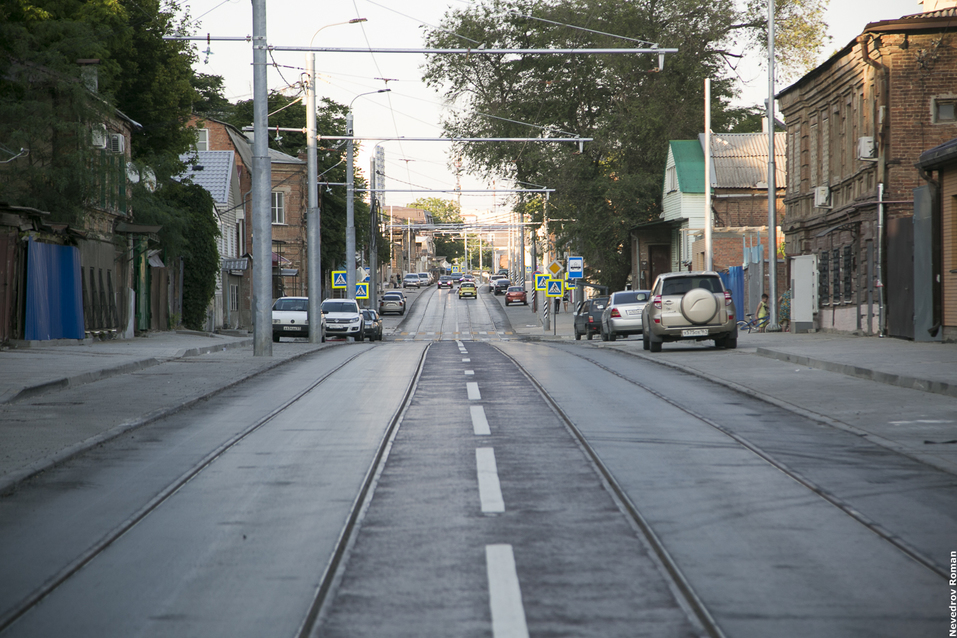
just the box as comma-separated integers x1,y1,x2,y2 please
422,0,828,290
152,180,219,329
409,197,464,263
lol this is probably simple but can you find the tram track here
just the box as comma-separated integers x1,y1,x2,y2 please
511,343,949,581
0,346,393,634
493,344,728,638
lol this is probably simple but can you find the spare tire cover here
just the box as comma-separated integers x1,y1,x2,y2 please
680,287,718,325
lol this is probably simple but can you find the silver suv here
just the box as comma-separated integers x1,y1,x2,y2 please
642,272,737,352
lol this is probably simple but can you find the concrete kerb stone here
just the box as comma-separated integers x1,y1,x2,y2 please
600,344,957,477
0,342,328,496
1,358,163,404
754,347,957,400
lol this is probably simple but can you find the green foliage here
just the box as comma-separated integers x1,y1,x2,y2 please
423,0,828,290
152,180,219,329
190,73,232,120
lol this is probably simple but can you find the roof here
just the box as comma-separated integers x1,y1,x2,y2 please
223,125,305,169
669,141,705,193
779,7,957,99
701,132,787,189
176,151,236,206
917,137,957,169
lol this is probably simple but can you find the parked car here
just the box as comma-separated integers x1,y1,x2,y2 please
378,291,406,315
402,273,421,288
417,272,431,287
320,298,363,340
492,278,511,295
361,308,383,341
438,275,455,289
504,286,527,306
458,281,477,299
600,290,651,341
642,271,737,352
573,296,608,340
272,296,325,343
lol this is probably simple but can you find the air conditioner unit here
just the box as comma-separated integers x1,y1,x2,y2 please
91,126,107,149
814,186,831,208
109,133,125,154
858,136,876,160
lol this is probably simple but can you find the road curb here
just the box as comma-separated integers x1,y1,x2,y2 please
1,338,254,405
0,342,326,496
754,347,957,399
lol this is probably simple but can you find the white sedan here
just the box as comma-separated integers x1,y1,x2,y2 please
272,297,325,342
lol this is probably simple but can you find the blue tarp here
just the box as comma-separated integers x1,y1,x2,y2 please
24,238,85,340
720,267,744,321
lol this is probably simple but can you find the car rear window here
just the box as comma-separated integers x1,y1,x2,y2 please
661,277,721,296
612,291,649,304
508,286,523,292
382,293,403,300
321,301,358,313
274,299,307,311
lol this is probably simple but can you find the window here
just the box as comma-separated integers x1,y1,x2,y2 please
195,128,209,151
272,191,285,225
818,251,830,306
229,284,239,311
933,97,956,124
665,165,678,193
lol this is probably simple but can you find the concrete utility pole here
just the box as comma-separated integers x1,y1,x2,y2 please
704,78,713,272
251,0,271,356
767,0,779,329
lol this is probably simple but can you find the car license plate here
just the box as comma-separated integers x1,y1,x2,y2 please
626,309,640,315
681,328,708,337
283,326,299,331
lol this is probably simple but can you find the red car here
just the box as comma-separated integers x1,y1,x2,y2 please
504,286,528,306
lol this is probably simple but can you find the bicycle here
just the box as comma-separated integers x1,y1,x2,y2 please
736,313,769,333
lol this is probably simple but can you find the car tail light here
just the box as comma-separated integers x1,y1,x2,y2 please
610,308,621,318
588,317,594,324
724,290,732,306
653,294,662,309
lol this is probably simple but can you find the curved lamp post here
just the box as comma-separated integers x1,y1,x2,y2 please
305,18,365,341
346,89,391,299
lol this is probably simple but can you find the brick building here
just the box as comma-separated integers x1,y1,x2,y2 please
777,5,957,337
188,116,307,329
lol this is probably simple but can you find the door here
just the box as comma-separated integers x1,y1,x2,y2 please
791,254,817,332
649,245,670,287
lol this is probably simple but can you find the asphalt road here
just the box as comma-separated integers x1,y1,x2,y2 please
0,284,953,637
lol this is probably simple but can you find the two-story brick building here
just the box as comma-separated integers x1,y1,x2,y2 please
188,116,308,329
777,5,957,337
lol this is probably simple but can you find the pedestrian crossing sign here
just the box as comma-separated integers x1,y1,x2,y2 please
546,279,563,298
355,282,369,299
535,273,549,291
332,270,347,289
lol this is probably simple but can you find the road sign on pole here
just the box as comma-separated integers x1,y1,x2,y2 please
546,278,563,297
547,259,563,278
567,256,583,279
535,273,549,291
355,282,369,299
332,270,347,289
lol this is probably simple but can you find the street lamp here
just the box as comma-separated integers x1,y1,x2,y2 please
346,88,390,299
305,18,365,342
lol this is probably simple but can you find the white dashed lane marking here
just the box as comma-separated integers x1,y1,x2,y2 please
470,405,491,436
485,544,529,638
467,382,481,400
476,447,505,513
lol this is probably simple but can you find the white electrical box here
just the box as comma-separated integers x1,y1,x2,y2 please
858,136,876,160
814,186,831,208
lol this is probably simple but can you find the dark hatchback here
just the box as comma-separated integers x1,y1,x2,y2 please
573,297,609,340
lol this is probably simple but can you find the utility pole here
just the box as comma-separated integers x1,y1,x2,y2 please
251,0,271,356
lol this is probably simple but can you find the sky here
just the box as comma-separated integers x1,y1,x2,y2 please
181,0,927,218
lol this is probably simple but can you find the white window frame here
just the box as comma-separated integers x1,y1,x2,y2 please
195,128,209,151
271,191,285,225
665,165,678,193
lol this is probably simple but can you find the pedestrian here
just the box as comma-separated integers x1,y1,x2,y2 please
778,288,791,332
391,274,397,289
756,293,770,332
562,290,569,312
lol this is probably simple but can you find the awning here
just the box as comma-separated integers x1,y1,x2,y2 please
222,257,248,270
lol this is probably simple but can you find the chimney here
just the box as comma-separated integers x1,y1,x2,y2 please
77,59,100,93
